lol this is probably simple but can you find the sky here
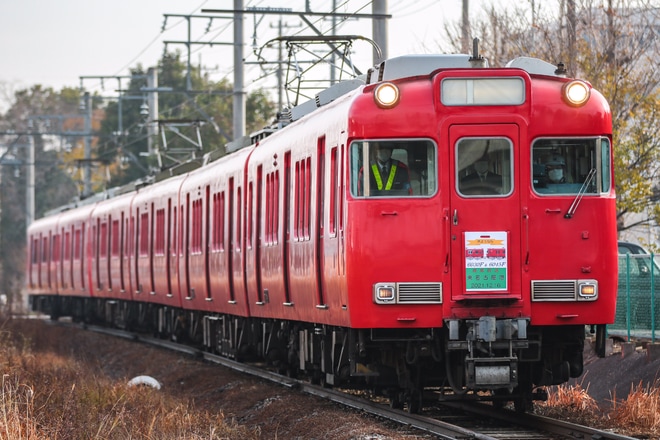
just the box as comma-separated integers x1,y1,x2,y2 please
0,0,525,101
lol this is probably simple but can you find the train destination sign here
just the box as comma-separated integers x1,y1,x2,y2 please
464,231,508,291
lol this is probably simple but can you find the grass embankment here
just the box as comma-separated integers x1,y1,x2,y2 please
0,318,258,440
538,374,660,438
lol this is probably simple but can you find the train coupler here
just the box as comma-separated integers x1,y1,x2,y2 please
465,356,518,390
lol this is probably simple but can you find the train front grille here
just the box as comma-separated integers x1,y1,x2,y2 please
531,280,577,301
397,282,442,304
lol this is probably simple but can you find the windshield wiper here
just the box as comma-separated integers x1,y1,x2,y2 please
565,168,597,219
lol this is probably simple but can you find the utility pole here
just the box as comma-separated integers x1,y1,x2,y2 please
82,91,92,198
26,134,35,226
233,0,246,140
567,0,576,78
372,0,388,63
146,67,159,156
461,0,470,54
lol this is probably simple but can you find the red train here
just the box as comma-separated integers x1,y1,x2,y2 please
26,51,617,412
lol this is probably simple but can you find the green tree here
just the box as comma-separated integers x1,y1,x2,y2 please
0,85,79,309
97,51,276,187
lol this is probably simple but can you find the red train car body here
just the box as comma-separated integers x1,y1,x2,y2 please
27,53,617,412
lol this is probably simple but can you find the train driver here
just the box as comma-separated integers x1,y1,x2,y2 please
359,142,412,195
460,153,503,195
546,157,567,183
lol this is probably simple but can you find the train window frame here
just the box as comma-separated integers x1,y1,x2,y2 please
456,137,513,197
531,137,610,196
51,233,61,263
139,212,149,256
211,191,225,251
350,139,437,198
155,208,165,256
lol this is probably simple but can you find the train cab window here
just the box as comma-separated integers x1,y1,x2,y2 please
351,139,436,197
532,138,610,195
457,138,512,197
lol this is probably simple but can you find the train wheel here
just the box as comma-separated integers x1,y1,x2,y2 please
513,382,534,413
310,369,322,385
406,389,422,414
285,365,298,379
389,390,404,410
491,388,509,409
514,394,532,413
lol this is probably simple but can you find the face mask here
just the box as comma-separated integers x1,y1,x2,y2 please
376,149,392,162
474,160,488,174
548,169,563,182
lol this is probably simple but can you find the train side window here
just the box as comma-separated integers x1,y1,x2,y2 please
329,146,338,236
99,221,108,258
532,137,609,195
139,212,149,256
42,236,49,263
31,237,38,264
74,228,81,260
350,139,436,198
52,233,60,263
64,231,71,261
211,192,225,251
191,199,203,255
172,206,178,256
456,138,512,197
155,209,165,256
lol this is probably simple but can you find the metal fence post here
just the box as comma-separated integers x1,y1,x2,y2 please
651,252,656,343
626,253,631,341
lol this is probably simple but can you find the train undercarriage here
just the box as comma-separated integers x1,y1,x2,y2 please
30,295,589,413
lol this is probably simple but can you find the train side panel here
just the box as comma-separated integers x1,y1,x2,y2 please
88,192,136,301
180,147,253,317
151,176,186,307
130,178,184,308
207,147,253,317
244,97,353,327
27,215,61,296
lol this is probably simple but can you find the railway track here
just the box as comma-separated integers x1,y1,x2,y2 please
57,321,636,440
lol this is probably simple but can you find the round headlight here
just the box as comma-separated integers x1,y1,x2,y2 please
374,82,400,109
563,80,590,107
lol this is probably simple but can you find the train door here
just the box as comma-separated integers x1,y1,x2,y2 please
449,124,521,300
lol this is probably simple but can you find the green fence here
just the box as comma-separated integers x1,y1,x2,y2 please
609,253,659,342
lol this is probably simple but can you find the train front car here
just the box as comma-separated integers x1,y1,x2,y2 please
343,55,616,412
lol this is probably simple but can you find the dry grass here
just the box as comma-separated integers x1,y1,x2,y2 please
538,376,660,439
536,377,607,426
0,318,259,440
609,381,660,439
